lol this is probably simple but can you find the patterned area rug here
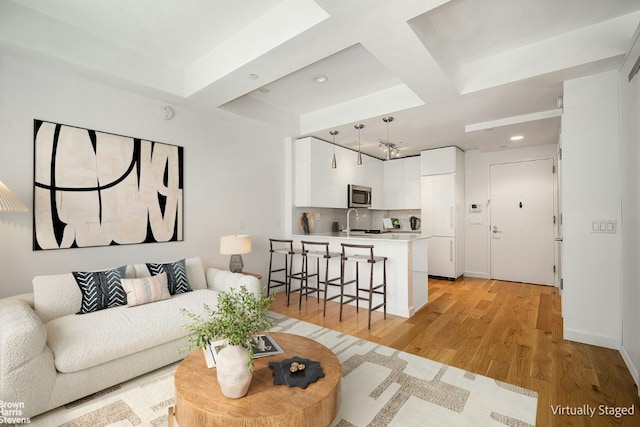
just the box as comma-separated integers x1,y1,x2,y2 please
30,314,537,426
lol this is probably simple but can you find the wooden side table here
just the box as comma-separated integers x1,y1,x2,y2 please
171,332,341,427
242,271,262,280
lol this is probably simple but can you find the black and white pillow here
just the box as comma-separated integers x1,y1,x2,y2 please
146,259,192,295
73,266,127,314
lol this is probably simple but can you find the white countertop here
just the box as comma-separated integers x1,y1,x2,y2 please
292,231,429,242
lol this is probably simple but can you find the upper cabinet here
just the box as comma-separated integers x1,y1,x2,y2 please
421,146,460,175
364,158,384,210
382,160,403,209
294,137,421,209
295,137,382,208
383,157,421,210
295,137,337,207
403,156,421,209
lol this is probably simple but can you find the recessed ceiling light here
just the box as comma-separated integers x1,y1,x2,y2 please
510,135,524,141
248,73,259,80
312,75,328,84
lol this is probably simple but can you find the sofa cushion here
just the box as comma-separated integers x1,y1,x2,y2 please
206,268,262,298
145,259,192,295
134,257,207,291
73,266,127,314
121,273,171,307
34,266,136,324
46,289,219,373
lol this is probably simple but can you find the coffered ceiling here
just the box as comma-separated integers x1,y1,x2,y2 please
2,0,639,158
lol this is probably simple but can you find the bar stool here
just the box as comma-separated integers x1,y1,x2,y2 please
267,239,303,300
291,241,341,315
339,243,387,329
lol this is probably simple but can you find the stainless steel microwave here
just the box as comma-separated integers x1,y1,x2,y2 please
348,184,372,208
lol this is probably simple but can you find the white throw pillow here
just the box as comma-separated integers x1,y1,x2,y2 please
121,273,171,307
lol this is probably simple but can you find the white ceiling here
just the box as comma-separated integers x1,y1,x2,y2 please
2,0,639,158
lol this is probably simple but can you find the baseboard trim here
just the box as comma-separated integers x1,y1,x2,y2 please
463,271,489,279
564,328,621,350
619,345,639,388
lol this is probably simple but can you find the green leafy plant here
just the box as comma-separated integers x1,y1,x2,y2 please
181,286,275,372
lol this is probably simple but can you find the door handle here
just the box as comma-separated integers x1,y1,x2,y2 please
492,226,502,234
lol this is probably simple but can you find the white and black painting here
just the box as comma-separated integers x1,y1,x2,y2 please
33,120,183,250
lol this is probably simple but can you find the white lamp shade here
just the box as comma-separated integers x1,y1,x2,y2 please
220,235,252,255
0,181,28,212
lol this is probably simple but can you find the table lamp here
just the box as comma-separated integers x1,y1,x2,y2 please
220,235,252,273
0,181,28,212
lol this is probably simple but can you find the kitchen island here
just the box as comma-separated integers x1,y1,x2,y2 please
290,232,428,318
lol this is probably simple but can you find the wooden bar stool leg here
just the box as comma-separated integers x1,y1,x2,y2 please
298,253,307,310
286,253,292,306
368,262,374,329
355,263,359,314
314,258,321,302
323,257,329,316
339,255,345,321
267,252,274,297
383,259,387,320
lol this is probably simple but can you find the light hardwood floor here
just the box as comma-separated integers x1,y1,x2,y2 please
270,276,640,427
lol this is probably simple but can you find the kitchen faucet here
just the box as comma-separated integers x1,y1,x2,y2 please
346,208,358,237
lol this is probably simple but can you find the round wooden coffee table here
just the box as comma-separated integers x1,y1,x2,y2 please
172,332,341,427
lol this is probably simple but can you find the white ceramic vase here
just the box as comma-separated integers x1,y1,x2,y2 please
216,344,252,398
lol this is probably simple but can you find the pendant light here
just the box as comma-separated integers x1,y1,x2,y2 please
354,124,364,165
381,116,400,160
329,130,338,169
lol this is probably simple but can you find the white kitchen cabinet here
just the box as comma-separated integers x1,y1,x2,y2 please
421,146,459,175
295,137,381,208
421,173,455,236
383,160,404,209
335,145,355,191
295,137,337,207
364,158,384,210
426,236,455,278
421,147,464,279
403,156,421,209
383,157,421,210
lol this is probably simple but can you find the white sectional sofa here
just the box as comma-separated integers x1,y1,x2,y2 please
0,257,261,419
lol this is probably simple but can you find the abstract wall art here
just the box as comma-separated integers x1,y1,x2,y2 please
33,120,184,250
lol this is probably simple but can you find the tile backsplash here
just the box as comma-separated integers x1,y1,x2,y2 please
292,208,421,234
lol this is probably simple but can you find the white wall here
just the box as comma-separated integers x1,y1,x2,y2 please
464,145,558,278
0,54,286,298
562,70,622,349
619,32,640,386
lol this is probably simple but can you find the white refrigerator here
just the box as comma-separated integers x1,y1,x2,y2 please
420,148,465,279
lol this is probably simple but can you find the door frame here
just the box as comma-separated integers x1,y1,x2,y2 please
487,157,559,286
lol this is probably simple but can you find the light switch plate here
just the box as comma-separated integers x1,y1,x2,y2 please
591,219,616,234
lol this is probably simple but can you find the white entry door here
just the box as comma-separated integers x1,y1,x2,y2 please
489,159,555,285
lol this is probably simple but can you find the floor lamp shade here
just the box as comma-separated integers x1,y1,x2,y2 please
0,181,28,212
220,235,252,273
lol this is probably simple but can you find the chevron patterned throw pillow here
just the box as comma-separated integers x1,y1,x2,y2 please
145,259,192,295
73,266,127,314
